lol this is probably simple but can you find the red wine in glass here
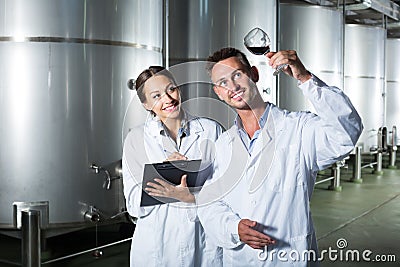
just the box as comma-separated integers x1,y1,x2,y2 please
244,27,288,75
247,46,270,55
244,28,271,56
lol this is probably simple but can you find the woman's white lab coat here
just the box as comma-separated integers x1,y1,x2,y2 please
198,75,363,266
122,114,223,267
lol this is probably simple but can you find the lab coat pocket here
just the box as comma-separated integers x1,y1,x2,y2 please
261,144,300,193
282,181,311,238
274,144,302,191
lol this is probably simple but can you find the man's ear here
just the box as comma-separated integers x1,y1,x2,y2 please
213,85,223,100
250,66,259,83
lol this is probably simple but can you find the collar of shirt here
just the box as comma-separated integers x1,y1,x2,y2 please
234,103,270,154
157,112,190,139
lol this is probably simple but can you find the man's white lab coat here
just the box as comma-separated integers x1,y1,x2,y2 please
198,75,363,266
123,114,223,267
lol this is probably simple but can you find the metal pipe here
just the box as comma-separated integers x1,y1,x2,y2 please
42,237,133,265
389,148,397,168
315,176,335,185
362,162,377,169
21,210,41,267
377,127,383,150
382,127,388,152
374,151,384,175
333,168,341,188
164,0,169,69
352,146,363,183
388,126,397,169
342,0,346,94
383,16,387,132
329,161,343,191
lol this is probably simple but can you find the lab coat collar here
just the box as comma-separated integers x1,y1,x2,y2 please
145,110,201,136
228,103,275,154
145,110,203,156
249,103,286,158
234,103,270,131
180,114,203,156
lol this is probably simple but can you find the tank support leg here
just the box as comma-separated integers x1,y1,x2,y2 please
374,151,384,175
329,161,342,192
351,146,363,183
388,147,397,169
22,210,41,267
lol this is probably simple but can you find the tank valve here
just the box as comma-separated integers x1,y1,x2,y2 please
90,162,122,190
127,78,136,90
83,206,101,223
89,163,112,190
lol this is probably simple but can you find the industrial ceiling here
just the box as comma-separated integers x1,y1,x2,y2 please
281,0,400,38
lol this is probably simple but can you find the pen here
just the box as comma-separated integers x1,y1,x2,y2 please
163,149,187,160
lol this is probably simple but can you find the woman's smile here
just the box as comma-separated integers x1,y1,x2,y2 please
162,103,178,112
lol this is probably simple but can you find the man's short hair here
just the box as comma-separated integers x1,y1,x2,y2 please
206,47,252,76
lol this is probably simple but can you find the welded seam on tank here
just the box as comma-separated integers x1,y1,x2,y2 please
317,193,400,241
344,75,385,79
0,36,162,52
317,70,343,75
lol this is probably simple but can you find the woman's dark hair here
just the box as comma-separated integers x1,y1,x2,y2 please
131,66,177,103
206,47,252,76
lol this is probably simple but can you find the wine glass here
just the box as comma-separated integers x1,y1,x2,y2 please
244,27,288,76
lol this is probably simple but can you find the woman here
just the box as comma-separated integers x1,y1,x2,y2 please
122,66,223,266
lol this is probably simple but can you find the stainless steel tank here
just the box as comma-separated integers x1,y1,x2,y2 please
0,0,163,231
345,24,386,152
279,4,343,112
386,38,400,145
168,0,278,128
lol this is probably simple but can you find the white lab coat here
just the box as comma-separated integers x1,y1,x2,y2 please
197,75,363,267
122,113,223,267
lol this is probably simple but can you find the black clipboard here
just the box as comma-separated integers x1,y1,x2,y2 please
140,159,202,207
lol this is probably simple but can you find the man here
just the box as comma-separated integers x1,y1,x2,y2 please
197,47,363,266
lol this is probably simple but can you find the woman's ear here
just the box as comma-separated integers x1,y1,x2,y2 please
142,102,151,111
250,66,259,83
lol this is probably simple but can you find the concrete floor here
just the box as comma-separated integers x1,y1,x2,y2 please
314,160,400,266
0,155,399,266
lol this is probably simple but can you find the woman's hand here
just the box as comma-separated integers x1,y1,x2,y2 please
165,152,187,161
145,174,195,203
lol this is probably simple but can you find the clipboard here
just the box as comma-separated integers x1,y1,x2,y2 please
140,159,202,207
